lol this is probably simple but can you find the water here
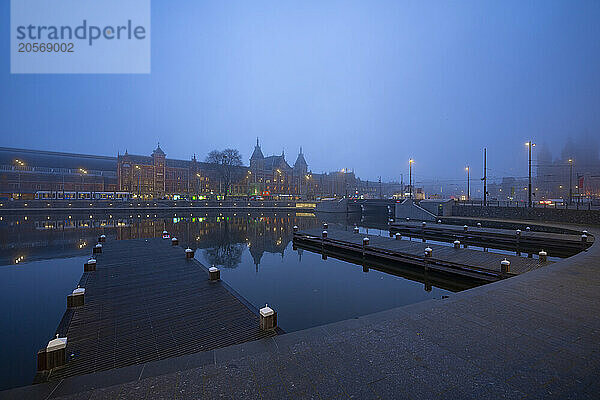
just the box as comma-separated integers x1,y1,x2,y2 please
0,211,454,390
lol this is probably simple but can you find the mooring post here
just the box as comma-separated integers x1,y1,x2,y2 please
323,222,328,230
463,225,468,232
98,234,106,243
162,230,170,239
395,232,402,240
353,226,359,234
209,266,220,281
539,250,547,263
477,222,482,227
84,258,96,272
39,334,67,371
501,258,511,275
185,248,194,259
293,225,298,232
322,230,328,239
93,243,102,254
67,286,85,308
171,237,178,246
259,304,277,331
453,240,461,249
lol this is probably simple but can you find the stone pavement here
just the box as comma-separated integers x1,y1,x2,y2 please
2,227,599,400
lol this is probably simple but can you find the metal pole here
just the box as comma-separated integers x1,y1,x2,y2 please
569,160,573,206
466,166,470,201
528,141,532,207
409,161,412,199
483,148,487,207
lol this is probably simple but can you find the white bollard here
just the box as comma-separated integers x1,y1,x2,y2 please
209,266,220,281
93,243,102,254
516,229,521,236
582,234,588,243
353,226,359,234
323,222,328,230
437,219,442,224
501,258,511,274
539,250,547,263
171,237,178,246
422,221,427,228
67,286,85,308
526,227,531,231
259,304,277,331
185,248,194,258
395,233,402,240
322,230,328,238
293,225,298,232
477,222,482,227
424,247,433,257
453,240,461,249
363,237,370,246
463,225,468,232
84,258,96,272
44,334,67,370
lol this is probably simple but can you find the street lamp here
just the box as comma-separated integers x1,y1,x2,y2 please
13,159,25,199
568,158,573,206
465,166,470,201
134,166,140,198
525,141,536,207
408,159,414,199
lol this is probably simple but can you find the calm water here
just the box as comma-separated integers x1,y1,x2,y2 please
0,211,453,390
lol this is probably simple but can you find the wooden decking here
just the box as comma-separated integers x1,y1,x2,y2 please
36,237,276,383
294,229,554,283
390,221,592,257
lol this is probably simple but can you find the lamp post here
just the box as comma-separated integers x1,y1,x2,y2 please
79,168,88,199
409,159,414,199
568,158,573,206
134,166,140,198
465,166,470,201
13,159,25,199
525,141,535,207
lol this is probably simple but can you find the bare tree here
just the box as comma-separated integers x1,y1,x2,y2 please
205,149,243,199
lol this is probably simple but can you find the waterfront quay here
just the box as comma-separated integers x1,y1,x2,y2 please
0,199,316,215
2,221,598,399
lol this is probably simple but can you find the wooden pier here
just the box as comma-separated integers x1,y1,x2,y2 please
36,237,276,383
294,228,554,283
390,221,592,257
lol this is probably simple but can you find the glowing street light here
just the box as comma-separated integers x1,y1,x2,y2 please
408,159,415,199
525,141,536,207
465,166,470,201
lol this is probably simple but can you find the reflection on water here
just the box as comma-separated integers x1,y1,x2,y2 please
0,211,452,391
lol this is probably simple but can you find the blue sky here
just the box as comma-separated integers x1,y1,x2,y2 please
1,0,599,184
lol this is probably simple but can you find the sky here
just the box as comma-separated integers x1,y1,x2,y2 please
1,0,599,185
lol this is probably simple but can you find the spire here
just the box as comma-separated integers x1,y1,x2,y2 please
294,146,308,170
250,138,264,160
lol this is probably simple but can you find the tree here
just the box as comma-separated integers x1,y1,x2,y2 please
205,149,243,199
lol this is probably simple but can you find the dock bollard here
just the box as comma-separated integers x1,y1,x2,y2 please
293,225,298,232
363,237,370,246
516,229,521,237
583,230,588,235
93,244,102,254
259,304,277,331
38,334,67,371
209,266,220,281
84,258,96,272
501,259,511,274
171,237,178,246
526,227,531,231
98,234,106,243
322,230,328,238
323,222,328,230
424,247,433,257
185,248,194,258
437,219,442,224
453,240,461,249
67,286,85,308
422,221,427,228
463,225,468,232
162,230,170,239
395,233,402,240
406,217,410,221
582,234,588,243
353,226,359,234
477,222,482,227
539,250,547,263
